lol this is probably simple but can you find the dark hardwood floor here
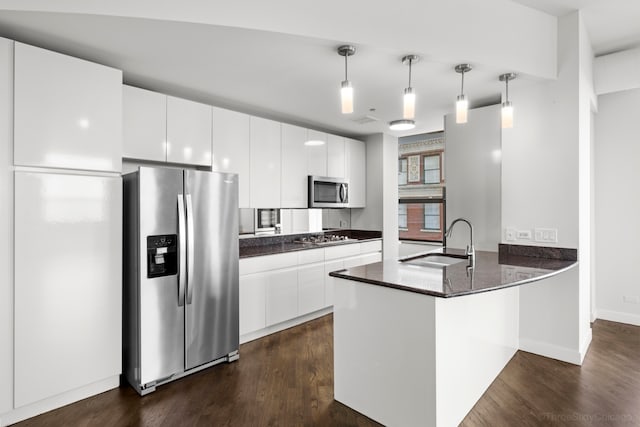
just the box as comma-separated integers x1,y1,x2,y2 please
13,317,640,426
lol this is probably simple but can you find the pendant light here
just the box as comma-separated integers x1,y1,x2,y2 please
402,55,419,119
499,73,517,129
454,64,472,124
337,45,356,114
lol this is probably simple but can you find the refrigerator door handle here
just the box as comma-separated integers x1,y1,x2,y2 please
185,194,195,305
177,194,186,307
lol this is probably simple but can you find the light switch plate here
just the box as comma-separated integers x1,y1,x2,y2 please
534,228,558,243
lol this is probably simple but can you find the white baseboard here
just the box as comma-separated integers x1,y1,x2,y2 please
240,307,333,344
519,338,583,365
590,309,598,323
579,327,593,364
0,375,119,427
596,309,640,326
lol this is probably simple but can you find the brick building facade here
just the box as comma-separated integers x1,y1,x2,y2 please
398,132,445,242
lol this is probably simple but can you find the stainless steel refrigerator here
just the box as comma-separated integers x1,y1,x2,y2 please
123,166,239,395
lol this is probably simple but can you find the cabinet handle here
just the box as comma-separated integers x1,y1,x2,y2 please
186,194,195,305
177,194,186,307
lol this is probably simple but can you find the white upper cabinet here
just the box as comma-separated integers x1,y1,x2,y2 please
306,129,327,177
212,107,251,208
281,123,308,208
327,134,346,178
346,138,366,207
123,85,167,162
14,42,122,173
166,96,212,167
250,116,281,208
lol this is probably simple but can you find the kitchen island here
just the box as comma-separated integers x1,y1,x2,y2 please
330,246,577,427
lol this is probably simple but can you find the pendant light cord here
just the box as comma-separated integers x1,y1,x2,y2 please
460,70,465,95
505,78,509,103
408,58,413,89
344,54,348,81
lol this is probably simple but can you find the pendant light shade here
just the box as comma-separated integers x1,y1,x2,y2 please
499,73,517,129
337,45,356,114
454,64,472,124
341,81,353,114
402,55,419,120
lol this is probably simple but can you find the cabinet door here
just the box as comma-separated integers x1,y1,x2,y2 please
306,129,327,177
14,171,122,407
123,85,167,162
0,36,12,415
324,259,344,307
166,96,212,166
212,107,251,208
327,134,346,178
14,43,122,172
265,268,298,326
360,252,383,265
281,123,308,208
239,274,267,335
346,138,366,207
250,117,281,208
298,263,326,315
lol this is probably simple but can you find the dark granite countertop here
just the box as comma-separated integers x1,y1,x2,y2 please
329,246,577,298
239,230,382,259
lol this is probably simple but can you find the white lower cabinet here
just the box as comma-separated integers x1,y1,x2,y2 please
298,263,326,315
324,259,344,307
239,274,267,336
14,171,122,408
239,240,382,340
265,268,298,326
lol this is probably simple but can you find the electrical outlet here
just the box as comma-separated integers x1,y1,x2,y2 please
505,228,516,241
623,295,640,304
516,229,532,240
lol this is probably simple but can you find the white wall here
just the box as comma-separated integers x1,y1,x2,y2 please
594,47,640,95
351,133,398,260
444,104,501,252
594,88,640,326
578,15,595,349
0,37,13,415
502,12,592,364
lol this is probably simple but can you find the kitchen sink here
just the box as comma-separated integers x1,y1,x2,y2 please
401,254,467,267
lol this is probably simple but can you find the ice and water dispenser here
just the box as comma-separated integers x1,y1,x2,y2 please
147,234,178,278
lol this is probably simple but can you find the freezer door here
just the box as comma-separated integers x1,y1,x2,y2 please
138,167,185,384
184,170,239,370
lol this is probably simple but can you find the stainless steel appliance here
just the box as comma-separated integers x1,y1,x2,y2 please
255,208,281,234
123,167,239,395
308,176,349,208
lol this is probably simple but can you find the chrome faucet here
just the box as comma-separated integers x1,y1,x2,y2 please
444,218,475,267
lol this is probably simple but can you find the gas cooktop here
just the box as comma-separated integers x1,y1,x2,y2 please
294,235,354,245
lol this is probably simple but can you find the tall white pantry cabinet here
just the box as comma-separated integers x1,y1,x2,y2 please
1,39,123,426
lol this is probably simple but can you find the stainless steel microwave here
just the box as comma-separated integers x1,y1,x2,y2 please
308,176,349,208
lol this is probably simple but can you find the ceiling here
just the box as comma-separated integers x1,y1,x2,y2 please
0,1,638,139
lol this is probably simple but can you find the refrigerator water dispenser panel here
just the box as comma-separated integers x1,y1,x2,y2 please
147,234,178,278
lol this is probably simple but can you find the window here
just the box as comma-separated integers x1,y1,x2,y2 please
398,158,408,185
398,204,407,229
423,154,441,184
423,203,441,231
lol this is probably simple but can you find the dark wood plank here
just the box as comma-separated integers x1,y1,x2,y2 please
12,317,640,426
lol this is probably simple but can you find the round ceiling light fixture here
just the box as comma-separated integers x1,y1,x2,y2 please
389,119,416,131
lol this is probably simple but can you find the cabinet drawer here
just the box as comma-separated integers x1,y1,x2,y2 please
240,252,298,275
360,240,382,254
298,248,325,265
325,243,361,260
